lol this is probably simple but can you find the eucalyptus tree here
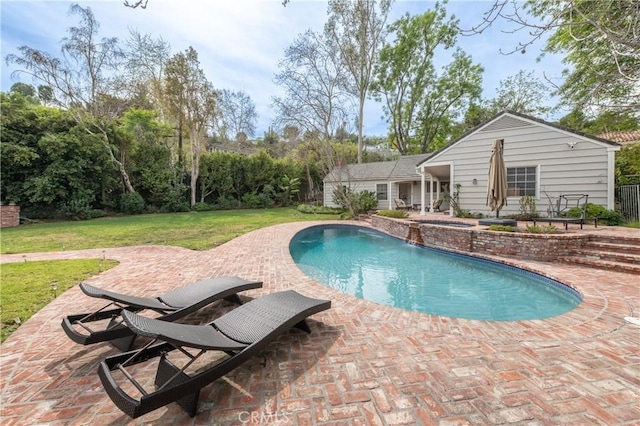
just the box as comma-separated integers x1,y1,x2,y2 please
371,5,483,154
6,4,136,193
164,47,218,207
462,0,640,114
325,0,393,163
217,89,258,141
272,29,352,140
273,29,354,200
124,30,171,119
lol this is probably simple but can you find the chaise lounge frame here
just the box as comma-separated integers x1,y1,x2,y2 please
532,193,598,230
62,276,262,350
98,290,331,418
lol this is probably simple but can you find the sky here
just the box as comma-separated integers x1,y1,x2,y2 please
0,0,567,137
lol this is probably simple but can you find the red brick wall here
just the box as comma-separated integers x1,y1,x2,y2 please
0,204,20,228
372,215,588,261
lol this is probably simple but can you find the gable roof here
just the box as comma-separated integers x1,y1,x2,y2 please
417,110,622,167
324,154,429,182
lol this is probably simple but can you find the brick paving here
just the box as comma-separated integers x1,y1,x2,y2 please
1,220,639,425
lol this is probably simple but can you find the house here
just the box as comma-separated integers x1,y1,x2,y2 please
323,154,430,210
324,110,622,217
416,110,621,217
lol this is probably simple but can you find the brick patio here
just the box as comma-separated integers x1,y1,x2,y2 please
1,220,639,425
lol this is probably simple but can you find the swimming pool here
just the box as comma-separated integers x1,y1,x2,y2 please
289,225,581,321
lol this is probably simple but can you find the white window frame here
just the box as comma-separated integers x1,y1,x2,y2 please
506,166,537,197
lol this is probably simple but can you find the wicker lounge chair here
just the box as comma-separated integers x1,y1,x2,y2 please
98,290,331,418
62,276,262,350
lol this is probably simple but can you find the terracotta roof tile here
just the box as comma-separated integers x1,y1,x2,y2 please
597,130,640,145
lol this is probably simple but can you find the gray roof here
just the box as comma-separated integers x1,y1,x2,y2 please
324,154,429,182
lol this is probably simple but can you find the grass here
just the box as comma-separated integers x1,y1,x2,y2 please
0,207,340,342
1,259,119,342
1,207,341,254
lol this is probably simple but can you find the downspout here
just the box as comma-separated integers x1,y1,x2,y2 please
607,147,619,210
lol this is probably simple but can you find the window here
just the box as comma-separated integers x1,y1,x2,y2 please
507,167,536,196
376,183,388,201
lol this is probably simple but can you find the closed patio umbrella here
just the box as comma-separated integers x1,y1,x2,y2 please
487,138,507,218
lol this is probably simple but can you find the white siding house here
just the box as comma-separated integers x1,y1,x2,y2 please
323,111,622,217
417,111,621,217
323,154,430,210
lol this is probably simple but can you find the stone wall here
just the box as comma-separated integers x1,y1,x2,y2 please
372,215,588,262
0,204,20,228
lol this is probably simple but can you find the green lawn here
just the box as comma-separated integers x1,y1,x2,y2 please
0,207,340,342
1,207,341,254
1,259,119,342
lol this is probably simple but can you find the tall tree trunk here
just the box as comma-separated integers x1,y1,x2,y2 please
357,97,364,164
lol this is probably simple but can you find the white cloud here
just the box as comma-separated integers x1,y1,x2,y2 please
1,0,565,136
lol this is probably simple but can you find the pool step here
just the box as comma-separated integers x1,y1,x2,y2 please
558,234,640,274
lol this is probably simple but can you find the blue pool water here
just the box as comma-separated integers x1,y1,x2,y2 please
289,225,581,321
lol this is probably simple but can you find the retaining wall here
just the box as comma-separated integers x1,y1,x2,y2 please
372,215,588,262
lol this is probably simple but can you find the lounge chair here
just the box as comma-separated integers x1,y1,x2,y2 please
532,194,598,230
62,276,262,350
98,290,331,418
394,198,411,210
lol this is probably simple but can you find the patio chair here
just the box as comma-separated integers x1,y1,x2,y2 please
532,194,598,230
62,276,262,350
98,290,331,418
432,199,443,212
394,198,411,210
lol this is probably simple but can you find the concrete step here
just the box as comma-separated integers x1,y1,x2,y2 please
558,255,640,275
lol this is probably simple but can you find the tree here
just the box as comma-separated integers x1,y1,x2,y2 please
489,70,551,117
164,47,218,207
6,4,136,193
325,0,392,163
124,30,171,116
272,30,352,140
462,0,640,114
371,6,483,154
217,89,258,140
1,92,117,218
282,125,300,144
9,82,36,100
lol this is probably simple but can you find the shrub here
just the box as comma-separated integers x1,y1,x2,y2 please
119,192,146,215
565,203,625,226
517,195,539,220
487,225,517,232
297,204,344,214
357,190,378,213
59,190,95,220
213,196,238,210
192,202,214,212
526,224,559,234
241,192,262,209
377,209,409,219
332,188,378,218
259,184,276,208
159,186,190,213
